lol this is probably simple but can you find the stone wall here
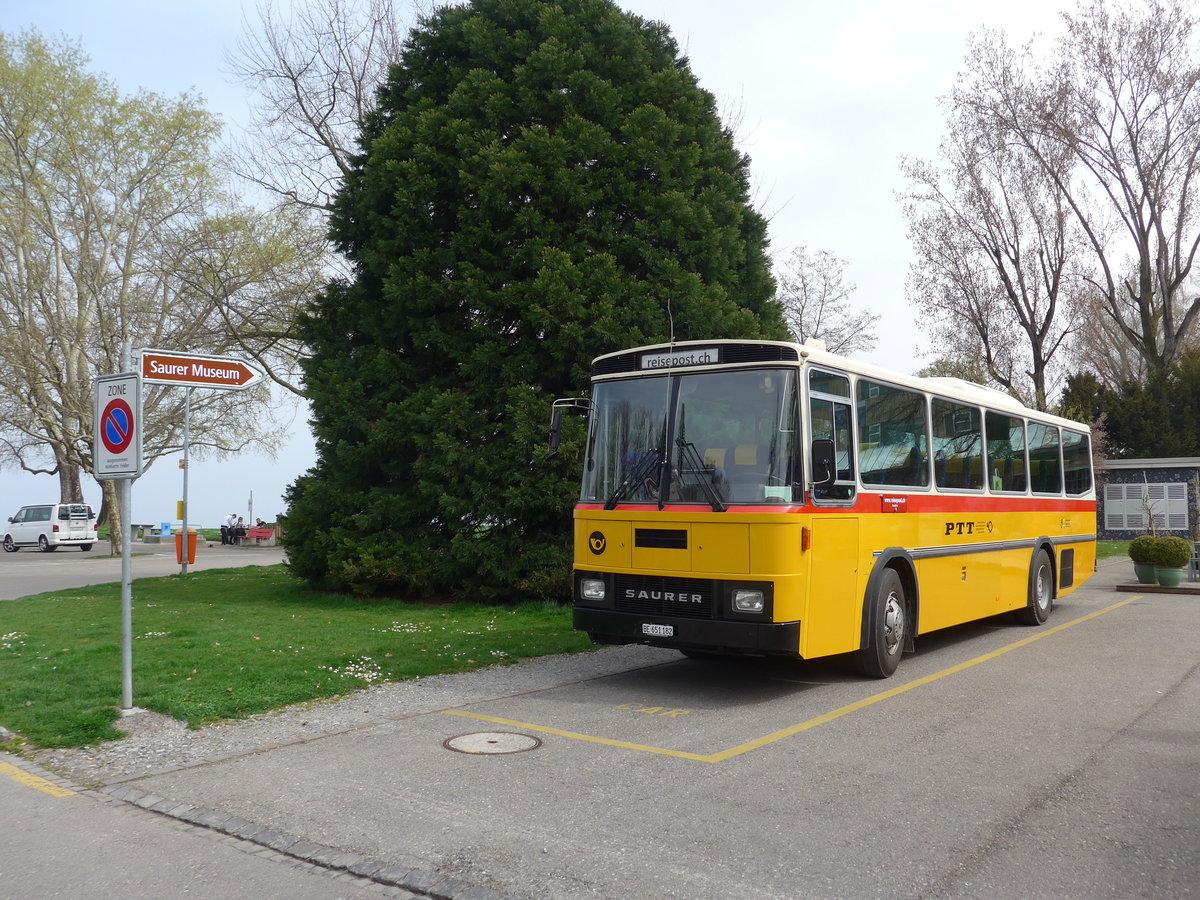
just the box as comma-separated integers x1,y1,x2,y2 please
1097,461,1200,541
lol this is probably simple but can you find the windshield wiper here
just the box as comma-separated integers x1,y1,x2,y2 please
605,448,663,510
674,438,727,512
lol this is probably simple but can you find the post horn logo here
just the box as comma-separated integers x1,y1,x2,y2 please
589,531,606,555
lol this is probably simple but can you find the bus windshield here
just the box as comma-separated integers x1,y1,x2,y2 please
582,368,799,506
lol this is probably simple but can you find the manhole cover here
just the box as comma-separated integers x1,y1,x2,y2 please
443,731,542,755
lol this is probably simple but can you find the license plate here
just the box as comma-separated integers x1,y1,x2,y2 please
642,623,674,637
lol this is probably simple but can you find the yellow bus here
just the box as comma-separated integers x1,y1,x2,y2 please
563,339,1096,677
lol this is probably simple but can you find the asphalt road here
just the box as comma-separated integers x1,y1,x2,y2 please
5,558,1198,899
0,757,400,898
0,540,285,601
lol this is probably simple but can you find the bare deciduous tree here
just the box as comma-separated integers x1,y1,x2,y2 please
175,207,328,396
901,68,1083,411
217,0,432,400
1071,284,1148,388
959,0,1200,377
775,246,878,357
225,0,424,211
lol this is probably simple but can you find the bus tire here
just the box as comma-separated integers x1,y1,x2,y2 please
855,567,906,679
1017,548,1054,626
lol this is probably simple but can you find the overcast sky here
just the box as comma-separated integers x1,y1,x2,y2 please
0,0,1075,528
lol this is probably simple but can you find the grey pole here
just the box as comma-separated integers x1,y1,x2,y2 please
180,387,191,574
120,342,134,710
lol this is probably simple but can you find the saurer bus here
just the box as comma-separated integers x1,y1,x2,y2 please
557,339,1096,678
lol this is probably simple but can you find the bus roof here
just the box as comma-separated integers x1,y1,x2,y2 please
591,339,1089,432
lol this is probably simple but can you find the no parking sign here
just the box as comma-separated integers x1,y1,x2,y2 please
94,372,142,479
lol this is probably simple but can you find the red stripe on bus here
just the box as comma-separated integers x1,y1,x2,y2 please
575,497,1096,515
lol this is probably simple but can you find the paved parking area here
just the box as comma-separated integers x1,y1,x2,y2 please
89,559,1199,900
0,540,285,600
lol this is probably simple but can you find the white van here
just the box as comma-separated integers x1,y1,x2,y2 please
3,503,97,552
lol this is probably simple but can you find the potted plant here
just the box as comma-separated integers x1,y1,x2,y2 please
1151,535,1193,587
1128,534,1159,584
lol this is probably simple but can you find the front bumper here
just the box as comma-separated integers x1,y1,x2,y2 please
574,607,801,656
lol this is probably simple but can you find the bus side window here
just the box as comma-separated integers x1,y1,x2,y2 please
1062,430,1093,495
933,399,982,491
857,379,930,488
1027,422,1062,494
985,411,1027,493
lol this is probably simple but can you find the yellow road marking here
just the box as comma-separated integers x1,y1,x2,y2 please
445,596,1140,764
0,760,76,797
444,709,713,761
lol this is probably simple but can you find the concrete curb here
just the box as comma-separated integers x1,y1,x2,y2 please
95,783,520,900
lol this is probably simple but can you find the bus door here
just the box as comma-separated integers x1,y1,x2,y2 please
804,367,861,658
805,517,861,659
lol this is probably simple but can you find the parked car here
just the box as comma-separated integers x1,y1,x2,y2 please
3,503,97,552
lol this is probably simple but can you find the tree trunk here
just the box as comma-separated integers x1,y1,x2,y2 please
102,479,124,556
96,489,110,529
57,458,84,503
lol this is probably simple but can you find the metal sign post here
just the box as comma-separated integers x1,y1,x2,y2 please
94,352,143,711
181,387,193,574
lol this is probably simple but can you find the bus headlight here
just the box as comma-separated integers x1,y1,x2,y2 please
732,588,765,613
580,578,607,601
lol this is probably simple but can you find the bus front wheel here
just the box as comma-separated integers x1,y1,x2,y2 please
855,567,906,679
1017,548,1054,626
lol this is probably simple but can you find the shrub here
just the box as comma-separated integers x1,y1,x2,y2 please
1128,534,1158,565
1152,535,1194,568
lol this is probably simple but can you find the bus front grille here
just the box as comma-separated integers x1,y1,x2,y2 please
614,575,715,619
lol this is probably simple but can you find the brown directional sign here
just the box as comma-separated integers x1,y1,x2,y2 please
139,349,264,390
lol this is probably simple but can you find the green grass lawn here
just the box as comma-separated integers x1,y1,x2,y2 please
0,565,591,750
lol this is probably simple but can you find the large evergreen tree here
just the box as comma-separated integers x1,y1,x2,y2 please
1061,350,1200,458
285,0,784,599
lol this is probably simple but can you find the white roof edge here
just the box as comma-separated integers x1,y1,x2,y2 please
1100,457,1200,469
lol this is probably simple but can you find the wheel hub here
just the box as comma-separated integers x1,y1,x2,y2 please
1038,571,1051,610
882,592,904,656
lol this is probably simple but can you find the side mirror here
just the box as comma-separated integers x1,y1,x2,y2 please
548,406,565,458
547,397,592,460
811,439,836,485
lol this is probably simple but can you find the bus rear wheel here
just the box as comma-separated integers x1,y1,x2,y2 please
1017,548,1054,625
855,567,906,679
